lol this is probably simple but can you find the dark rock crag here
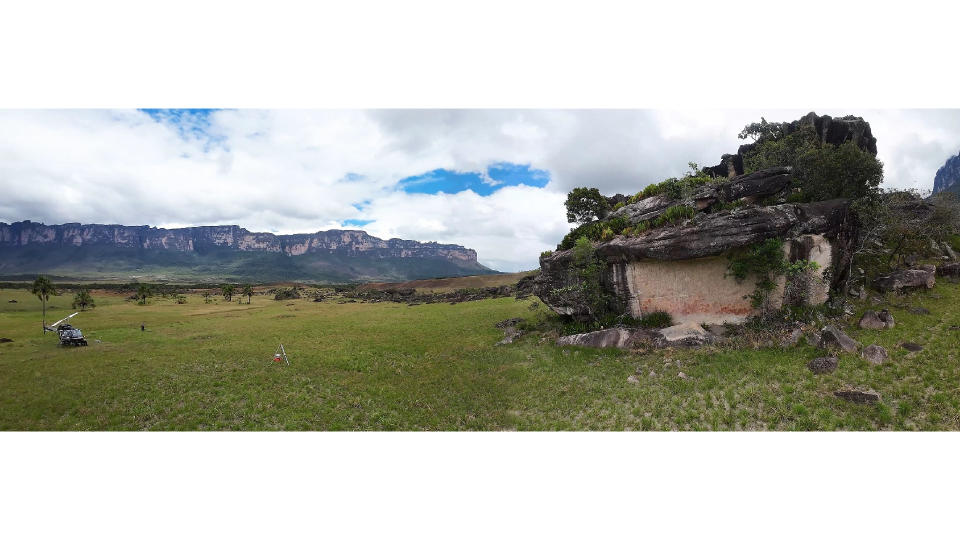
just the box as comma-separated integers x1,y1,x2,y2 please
933,151,960,196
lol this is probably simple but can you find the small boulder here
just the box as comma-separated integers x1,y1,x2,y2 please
873,265,936,292
780,328,803,348
818,325,861,353
627,375,640,384
908,307,930,316
556,327,633,349
807,356,838,374
0,337,13,343
677,372,688,379
656,322,714,347
834,388,881,404
861,344,888,365
648,370,657,378
937,262,960,277
7,299,17,303
858,310,895,330
495,318,523,329
900,342,924,352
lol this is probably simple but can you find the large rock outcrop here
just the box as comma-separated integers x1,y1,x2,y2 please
535,179,850,323
704,112,878,178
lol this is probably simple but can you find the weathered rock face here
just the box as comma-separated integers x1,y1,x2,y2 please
0,220,479,262
933,151,960,196
535,196,849,323
873,265,936,292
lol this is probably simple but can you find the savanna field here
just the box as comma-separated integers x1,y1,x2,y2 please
1,280,959,431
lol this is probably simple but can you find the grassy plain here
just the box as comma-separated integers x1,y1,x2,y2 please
1,281,958,431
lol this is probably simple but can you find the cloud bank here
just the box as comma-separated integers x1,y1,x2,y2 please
2,109,959,272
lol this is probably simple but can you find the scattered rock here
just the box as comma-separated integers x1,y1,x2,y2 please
908,307,930,316
627,375,640,384
7,299,17,303
818,325,861,353
858,309,895,330
0,337,13,343
677,372,688,379
950,325,960,331
861,344,888,365
873,265,936,292
869,296,884,305
807,356,838,374
648,370,656,378
556,328,634,349
834,388,881,404
781,328,804,348
495,318,524,329
900,342,924,352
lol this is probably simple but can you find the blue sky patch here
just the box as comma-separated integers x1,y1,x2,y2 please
342,219,374,228
398,162,550,196
140,109,225,150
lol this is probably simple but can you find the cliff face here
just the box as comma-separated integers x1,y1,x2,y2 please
0,221,478,263
933,152,960,195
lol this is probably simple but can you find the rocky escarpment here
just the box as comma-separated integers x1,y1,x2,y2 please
703,112,878,178
0,221,479,263
933,151,960,195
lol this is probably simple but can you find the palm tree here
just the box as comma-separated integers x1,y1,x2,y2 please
241,285,254,304
31,275,57,332
72,288,95,311
221,284,236,302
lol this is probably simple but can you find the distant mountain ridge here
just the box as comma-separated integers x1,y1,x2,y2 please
933,151,960,196
0,221,494,282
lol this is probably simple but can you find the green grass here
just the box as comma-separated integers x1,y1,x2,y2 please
1,282,958,431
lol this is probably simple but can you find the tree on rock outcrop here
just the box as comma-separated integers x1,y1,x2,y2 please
565,187,610,224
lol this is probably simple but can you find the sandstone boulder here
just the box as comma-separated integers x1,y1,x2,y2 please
873,265,936,292
861,344,888,365
818,325,861,353
808,356,838,374
858,309,895,330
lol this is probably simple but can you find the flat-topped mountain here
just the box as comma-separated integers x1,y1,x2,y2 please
0,221,494,283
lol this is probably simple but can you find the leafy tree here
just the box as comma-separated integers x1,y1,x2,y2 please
31,275,57,331
135,284,152,305
221,284,236,302
737,117,784,141
241,285,254,304
565,187,611,224
72,288,95,311
549,236,612,321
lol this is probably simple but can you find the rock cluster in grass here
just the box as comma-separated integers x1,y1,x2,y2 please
554,323,717,350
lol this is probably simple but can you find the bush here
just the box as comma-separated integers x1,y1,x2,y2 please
652,205,695,227
727,238,787,310
274,288,301,300
638,311,672,328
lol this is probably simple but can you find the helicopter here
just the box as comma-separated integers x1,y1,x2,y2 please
44,312,88,346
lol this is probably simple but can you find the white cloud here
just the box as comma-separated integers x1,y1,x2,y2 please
2,109,960,272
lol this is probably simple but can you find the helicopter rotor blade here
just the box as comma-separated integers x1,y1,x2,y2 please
47,312,79,329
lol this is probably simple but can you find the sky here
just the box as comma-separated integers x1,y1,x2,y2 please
2,109,960,272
